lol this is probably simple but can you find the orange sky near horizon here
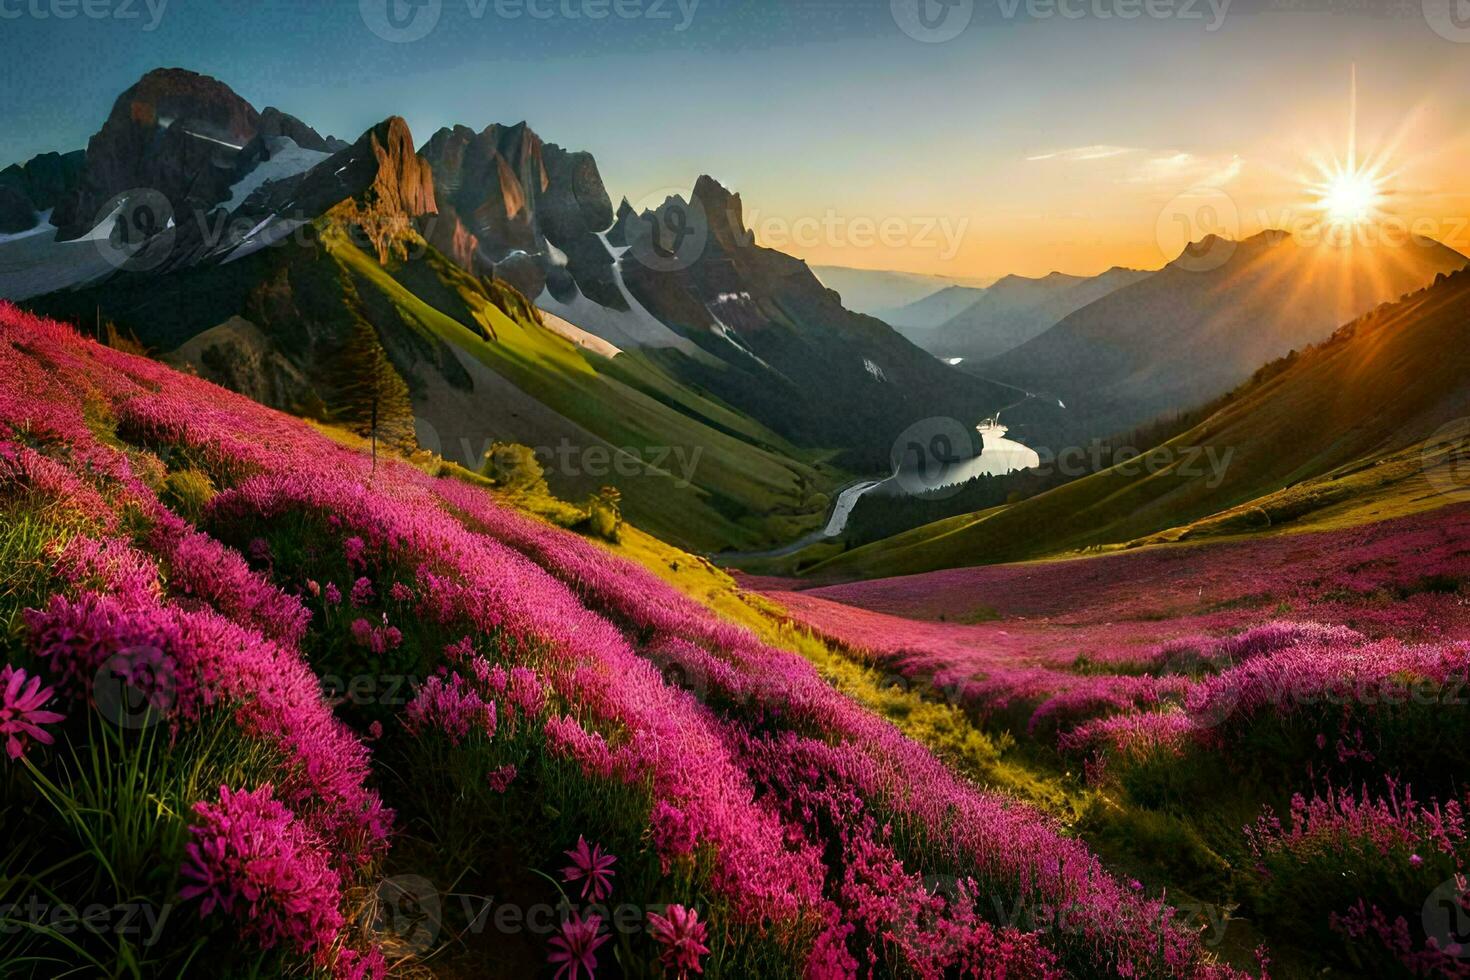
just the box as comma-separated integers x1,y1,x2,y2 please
746,63,1470,283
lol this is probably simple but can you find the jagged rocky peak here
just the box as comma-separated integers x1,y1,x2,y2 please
354,116,437,217
691,174,750,250
254,106,342,154
0,150,86,218
54,68,262,234
416,120,614,300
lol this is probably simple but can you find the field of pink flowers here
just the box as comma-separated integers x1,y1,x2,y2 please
0,303,1255,977
756,505,1470,976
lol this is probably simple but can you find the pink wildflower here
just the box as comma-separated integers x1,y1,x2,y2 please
548,914,608,980
324,583,341,605
647,904,709,976
487,764,517,793
179,784,345,955
561,836,617,902
334,945,387,980
350,577,375,607
403,673,496,744
1,665,65,760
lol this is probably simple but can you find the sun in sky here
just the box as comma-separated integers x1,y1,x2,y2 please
1313,164,1386,226
1305,66,1392,234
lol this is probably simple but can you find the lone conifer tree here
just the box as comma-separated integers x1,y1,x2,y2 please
333,319,416,462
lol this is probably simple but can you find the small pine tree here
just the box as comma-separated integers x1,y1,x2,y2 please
332,319,416,458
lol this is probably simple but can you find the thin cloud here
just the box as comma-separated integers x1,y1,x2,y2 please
1026,145,1139,162
1130,152,1243,187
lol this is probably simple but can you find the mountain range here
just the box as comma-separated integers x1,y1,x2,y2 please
905,267,1151,362
1,67,1015,550
810,261,1470,580
980,229,1467,440
810,265,985,319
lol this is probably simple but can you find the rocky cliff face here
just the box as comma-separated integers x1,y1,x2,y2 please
53,68,261,236
0,187,37,233
418,122,617,304
610,175,1009,466
0,150,86,223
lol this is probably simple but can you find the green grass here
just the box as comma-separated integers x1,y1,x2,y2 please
322,227,840,553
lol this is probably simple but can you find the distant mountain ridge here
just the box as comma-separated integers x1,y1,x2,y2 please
814,262,1470,580
811,265,981,319
985,229,1468,440
931,267,1150,361
875,266,1149,361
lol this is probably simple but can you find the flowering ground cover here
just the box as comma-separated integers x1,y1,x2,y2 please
0,303,1255,977
754,504,1470,976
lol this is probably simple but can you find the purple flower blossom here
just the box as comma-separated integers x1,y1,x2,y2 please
403,672,495,744
647,904,709,976
349,576,375,607
0,664,65,760
486,764,517,793
548,914,608,980
561,836,616,902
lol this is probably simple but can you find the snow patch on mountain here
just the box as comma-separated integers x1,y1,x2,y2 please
224,138,331,214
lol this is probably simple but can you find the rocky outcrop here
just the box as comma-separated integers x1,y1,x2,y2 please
0,150,85,214
611,174,1007,468
54,68,261,236
290,117,438,263
255,107,342,153
419,122,618,304
0,186,37,233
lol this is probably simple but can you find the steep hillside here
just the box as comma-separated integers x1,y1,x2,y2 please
815,264,1470,579
0,304,1232,979
984,230,1467,440
612,177,1012,468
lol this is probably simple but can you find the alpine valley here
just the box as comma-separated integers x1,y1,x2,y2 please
5,48,1470,980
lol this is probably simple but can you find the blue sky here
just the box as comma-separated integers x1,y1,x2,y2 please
4,0,1469,277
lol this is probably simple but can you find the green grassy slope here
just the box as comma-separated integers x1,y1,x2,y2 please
25,223,839,553
811,267,1470,580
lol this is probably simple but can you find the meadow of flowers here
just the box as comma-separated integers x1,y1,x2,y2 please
0,302,1257,977
758,504,1470,976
